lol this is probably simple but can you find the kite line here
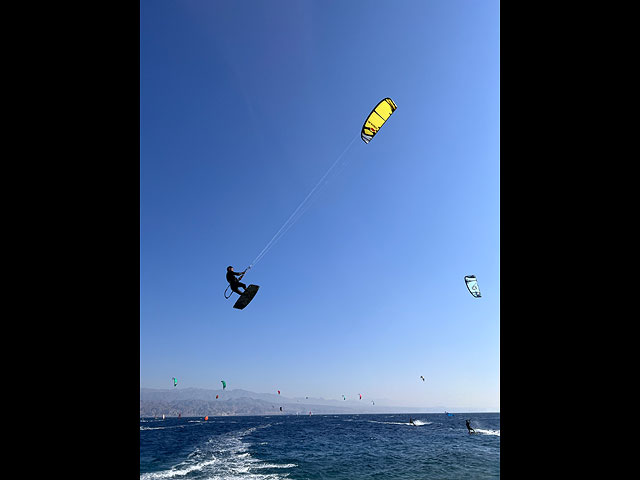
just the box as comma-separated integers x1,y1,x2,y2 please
246,134,359,271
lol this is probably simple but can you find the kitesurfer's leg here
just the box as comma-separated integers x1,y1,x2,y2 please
231,285,245,296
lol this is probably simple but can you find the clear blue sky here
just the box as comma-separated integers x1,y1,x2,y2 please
140,0,500,410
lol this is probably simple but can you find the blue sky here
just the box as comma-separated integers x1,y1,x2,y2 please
140,0,499,410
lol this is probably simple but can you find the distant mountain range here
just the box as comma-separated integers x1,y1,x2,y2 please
140,387,458,417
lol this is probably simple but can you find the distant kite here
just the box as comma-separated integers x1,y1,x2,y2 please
464,275,481,298
420,376,425,382
221,380,227,390
361,98,397,144
172,377,178,387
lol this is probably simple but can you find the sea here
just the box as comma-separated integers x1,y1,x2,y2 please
140,413,500,479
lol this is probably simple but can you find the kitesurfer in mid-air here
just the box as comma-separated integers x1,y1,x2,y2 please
226,266,247,296
466,419,475,434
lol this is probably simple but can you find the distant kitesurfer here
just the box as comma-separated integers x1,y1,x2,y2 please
409,417,416,426
466,419,475,434
226,266,247,296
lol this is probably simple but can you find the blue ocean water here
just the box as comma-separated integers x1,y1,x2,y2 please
140,413,499,479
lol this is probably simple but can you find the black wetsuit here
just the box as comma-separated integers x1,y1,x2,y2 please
466,420,475,433
226,270,247,295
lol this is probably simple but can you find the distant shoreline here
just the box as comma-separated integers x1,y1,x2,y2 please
141,411,500,419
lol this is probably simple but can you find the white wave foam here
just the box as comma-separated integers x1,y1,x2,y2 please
140,425,186,431
251,463,297,469
367,420,431,426
412,420,431,426
140,458,219,479
140,424,295,480
474,428,500,436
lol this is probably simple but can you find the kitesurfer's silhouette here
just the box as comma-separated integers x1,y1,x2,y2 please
226,266,247,295
466,419,475,434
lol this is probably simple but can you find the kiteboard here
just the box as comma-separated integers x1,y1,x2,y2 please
233,284,259,310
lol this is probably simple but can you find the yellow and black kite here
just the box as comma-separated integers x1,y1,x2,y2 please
361,98,397,144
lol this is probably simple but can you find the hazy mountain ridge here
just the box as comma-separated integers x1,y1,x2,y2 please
140,388,467,417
